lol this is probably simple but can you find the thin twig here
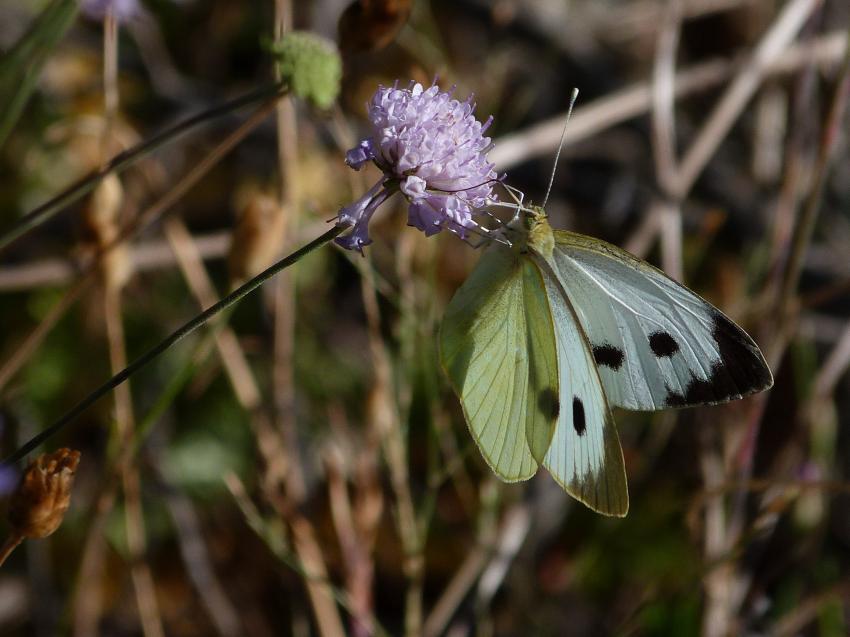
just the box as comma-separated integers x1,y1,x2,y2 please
777,22,850,310
0,101,279,397
267,7,345,636
0,82,287,254
226,473,349,637
164,217,261,409
157,473,242,637
100,12,164,633
0,276,91,391
488,28,844,172
72,485,117,637
2,225,344,466
0,533,23,567
651,0,681,193
771,581,850,636
651,0,684,281
360,262,424,637
105,289,165,637
0,222,331,291
671,0,821,197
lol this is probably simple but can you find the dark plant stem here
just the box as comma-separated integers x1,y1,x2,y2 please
1,225,344,466
778,26,850,308
0,82,287,254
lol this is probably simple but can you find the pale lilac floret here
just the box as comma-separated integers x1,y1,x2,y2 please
80,0,141,21
335,81,498,252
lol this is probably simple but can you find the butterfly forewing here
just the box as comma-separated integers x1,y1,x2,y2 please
440,246,559,481
532,254,629,516
545,231,773,411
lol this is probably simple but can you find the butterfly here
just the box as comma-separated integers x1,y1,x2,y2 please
438,190,773,517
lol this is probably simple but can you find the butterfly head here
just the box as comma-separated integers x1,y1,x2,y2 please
504,203,554,258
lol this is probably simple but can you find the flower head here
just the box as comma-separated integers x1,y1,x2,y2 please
335,81,498,252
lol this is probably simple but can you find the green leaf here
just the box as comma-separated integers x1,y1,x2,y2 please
0,0,79,150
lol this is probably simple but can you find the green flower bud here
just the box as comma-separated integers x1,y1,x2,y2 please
271,31,342,110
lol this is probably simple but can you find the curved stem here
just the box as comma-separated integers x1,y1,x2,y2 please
0,533,23,567
2,224,344,466
0,82,287,254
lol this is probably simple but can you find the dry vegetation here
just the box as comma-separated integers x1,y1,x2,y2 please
1,0,850,635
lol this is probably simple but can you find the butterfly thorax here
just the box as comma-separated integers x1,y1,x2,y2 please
505,204,554,259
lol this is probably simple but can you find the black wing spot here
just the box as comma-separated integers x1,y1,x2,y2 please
664,313,772,407
593,344,625,370
538,388,560,421
649,331,679,357
572,397,586,436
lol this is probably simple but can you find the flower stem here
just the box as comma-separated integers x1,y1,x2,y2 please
0,533,23,567
1,224,344,467
0,82,288,254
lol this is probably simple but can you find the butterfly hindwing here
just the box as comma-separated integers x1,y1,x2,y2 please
544,231,773,411
439,246,559,481
533,255,629,516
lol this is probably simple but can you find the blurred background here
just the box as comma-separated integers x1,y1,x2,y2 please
1,0,850,635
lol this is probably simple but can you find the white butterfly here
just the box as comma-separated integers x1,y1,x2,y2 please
439,189,773,516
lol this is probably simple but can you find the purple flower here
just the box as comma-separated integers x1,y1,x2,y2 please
0,465,18,497
335,81,499,252
80,0,141,22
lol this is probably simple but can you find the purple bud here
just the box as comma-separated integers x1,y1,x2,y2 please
80,0,141,22
345,140,374,170
334,180,390,254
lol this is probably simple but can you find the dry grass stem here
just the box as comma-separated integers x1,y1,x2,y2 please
671,0,820,196
489,27,843,172
164,217,261,409
651,0,681,192
160,479,243,637
650,0,684,280
104,289,165,637
360,265,424,637
0,100,277,405
226,471,347,637
3,3,849,634
0,277,92,392
325,442,381,637
0,221,334,292
72,485,117,637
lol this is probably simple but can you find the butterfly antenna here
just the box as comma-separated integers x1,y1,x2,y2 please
541,88,579,210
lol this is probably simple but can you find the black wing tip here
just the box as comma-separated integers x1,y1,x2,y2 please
663,312,773,408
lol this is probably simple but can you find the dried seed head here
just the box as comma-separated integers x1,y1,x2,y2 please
85,173,124,243
338,0,412,53
83,174,132,290
7,449,81,539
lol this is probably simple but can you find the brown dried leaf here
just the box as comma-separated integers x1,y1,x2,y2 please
338,0,412,54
